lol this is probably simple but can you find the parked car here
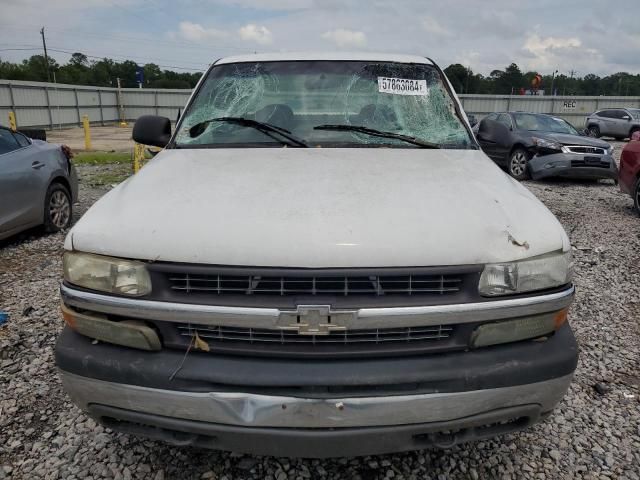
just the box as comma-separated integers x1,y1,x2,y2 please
619,131,640,213
476,112,616,181
56,53,577,458
466,113,478,128
0,126,77,241
585,108,640,140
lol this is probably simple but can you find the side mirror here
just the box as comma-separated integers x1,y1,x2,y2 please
622,115,631,121
477,119,511,144
133,115,171,148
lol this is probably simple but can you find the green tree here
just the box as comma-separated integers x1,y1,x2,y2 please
444,64,472,93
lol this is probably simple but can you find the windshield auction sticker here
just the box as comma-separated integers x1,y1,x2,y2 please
378,77,428,96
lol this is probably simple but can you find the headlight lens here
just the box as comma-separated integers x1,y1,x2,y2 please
532,137,562,152
63,252,152,296
479,251,573,296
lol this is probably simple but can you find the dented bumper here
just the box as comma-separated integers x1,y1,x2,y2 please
529,153,618,180
56,323,578,457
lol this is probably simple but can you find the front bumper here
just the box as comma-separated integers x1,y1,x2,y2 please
62,372,571,458
56,316,578,457
529,153,618,180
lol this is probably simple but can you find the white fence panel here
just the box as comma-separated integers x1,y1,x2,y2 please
1,80,640,129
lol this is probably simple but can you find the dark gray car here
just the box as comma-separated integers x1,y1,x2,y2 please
0,126,78,241
585,108,640,140
476,112,617,181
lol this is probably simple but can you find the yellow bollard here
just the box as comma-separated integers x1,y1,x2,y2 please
82,115,92,150
133,143,145,173
8,111,17,131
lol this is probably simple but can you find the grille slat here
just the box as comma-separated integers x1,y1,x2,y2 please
566,145,606,155
169,273,462,297
176,324,453,345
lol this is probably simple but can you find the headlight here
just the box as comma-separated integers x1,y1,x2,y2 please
63,252,152,296
532,137,562,152
479,251,573,296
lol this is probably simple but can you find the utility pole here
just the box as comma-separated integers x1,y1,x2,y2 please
40,26,51,82
550,70,558,96
465,66,471,94
567,70,576,96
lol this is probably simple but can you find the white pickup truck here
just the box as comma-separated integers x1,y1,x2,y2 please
56,53,577,458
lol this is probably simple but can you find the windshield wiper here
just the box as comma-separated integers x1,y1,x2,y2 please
313,124,440,149
189,117,308,147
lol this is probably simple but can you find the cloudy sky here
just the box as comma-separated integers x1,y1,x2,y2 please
0,0,638,76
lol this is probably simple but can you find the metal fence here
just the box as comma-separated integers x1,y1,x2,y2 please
0,80,191,129
2,79,640,129
458,94,640,127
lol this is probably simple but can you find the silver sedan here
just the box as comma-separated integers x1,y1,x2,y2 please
0,127,78,241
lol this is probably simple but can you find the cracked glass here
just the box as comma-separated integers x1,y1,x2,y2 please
174,61,473,149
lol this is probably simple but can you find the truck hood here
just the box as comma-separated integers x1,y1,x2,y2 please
67,148,569,267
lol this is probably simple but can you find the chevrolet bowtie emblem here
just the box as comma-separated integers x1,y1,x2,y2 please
277,305,357,335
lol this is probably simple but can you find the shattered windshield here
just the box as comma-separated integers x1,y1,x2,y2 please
174,61,473,149
514,113,579,135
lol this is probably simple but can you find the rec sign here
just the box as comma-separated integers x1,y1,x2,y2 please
562,100,577,110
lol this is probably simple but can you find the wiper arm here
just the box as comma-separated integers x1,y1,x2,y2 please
313,124,440,149
189,117,309,147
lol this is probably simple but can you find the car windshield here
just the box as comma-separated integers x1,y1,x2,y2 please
174,60,473,149
628,109,640,120
513,113,579,135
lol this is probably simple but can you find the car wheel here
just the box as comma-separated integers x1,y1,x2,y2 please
44,183,72,233
508,148,530,181
630,127,640,141
587,125,600,138
634,177,640,215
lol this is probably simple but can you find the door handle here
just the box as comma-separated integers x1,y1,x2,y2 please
31,161,45,169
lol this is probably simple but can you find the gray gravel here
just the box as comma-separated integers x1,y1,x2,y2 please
1,153,640,480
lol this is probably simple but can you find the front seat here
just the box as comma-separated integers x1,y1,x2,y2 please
255,104,295,131
351,104,398,129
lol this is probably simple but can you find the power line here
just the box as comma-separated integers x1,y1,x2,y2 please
0,40,221,66
0,46,207,71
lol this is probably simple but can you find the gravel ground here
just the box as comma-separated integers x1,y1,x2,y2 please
1,150,639,480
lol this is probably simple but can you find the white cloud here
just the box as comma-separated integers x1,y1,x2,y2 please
522,33,602,70
177,21,227,41
524,34,582,56
421,16,451,37
321,29,366,48
210,0,314,9
238,24,273,44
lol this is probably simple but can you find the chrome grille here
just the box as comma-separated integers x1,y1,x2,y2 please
177,324,453,345
168,273,462,296
566,145,606,155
